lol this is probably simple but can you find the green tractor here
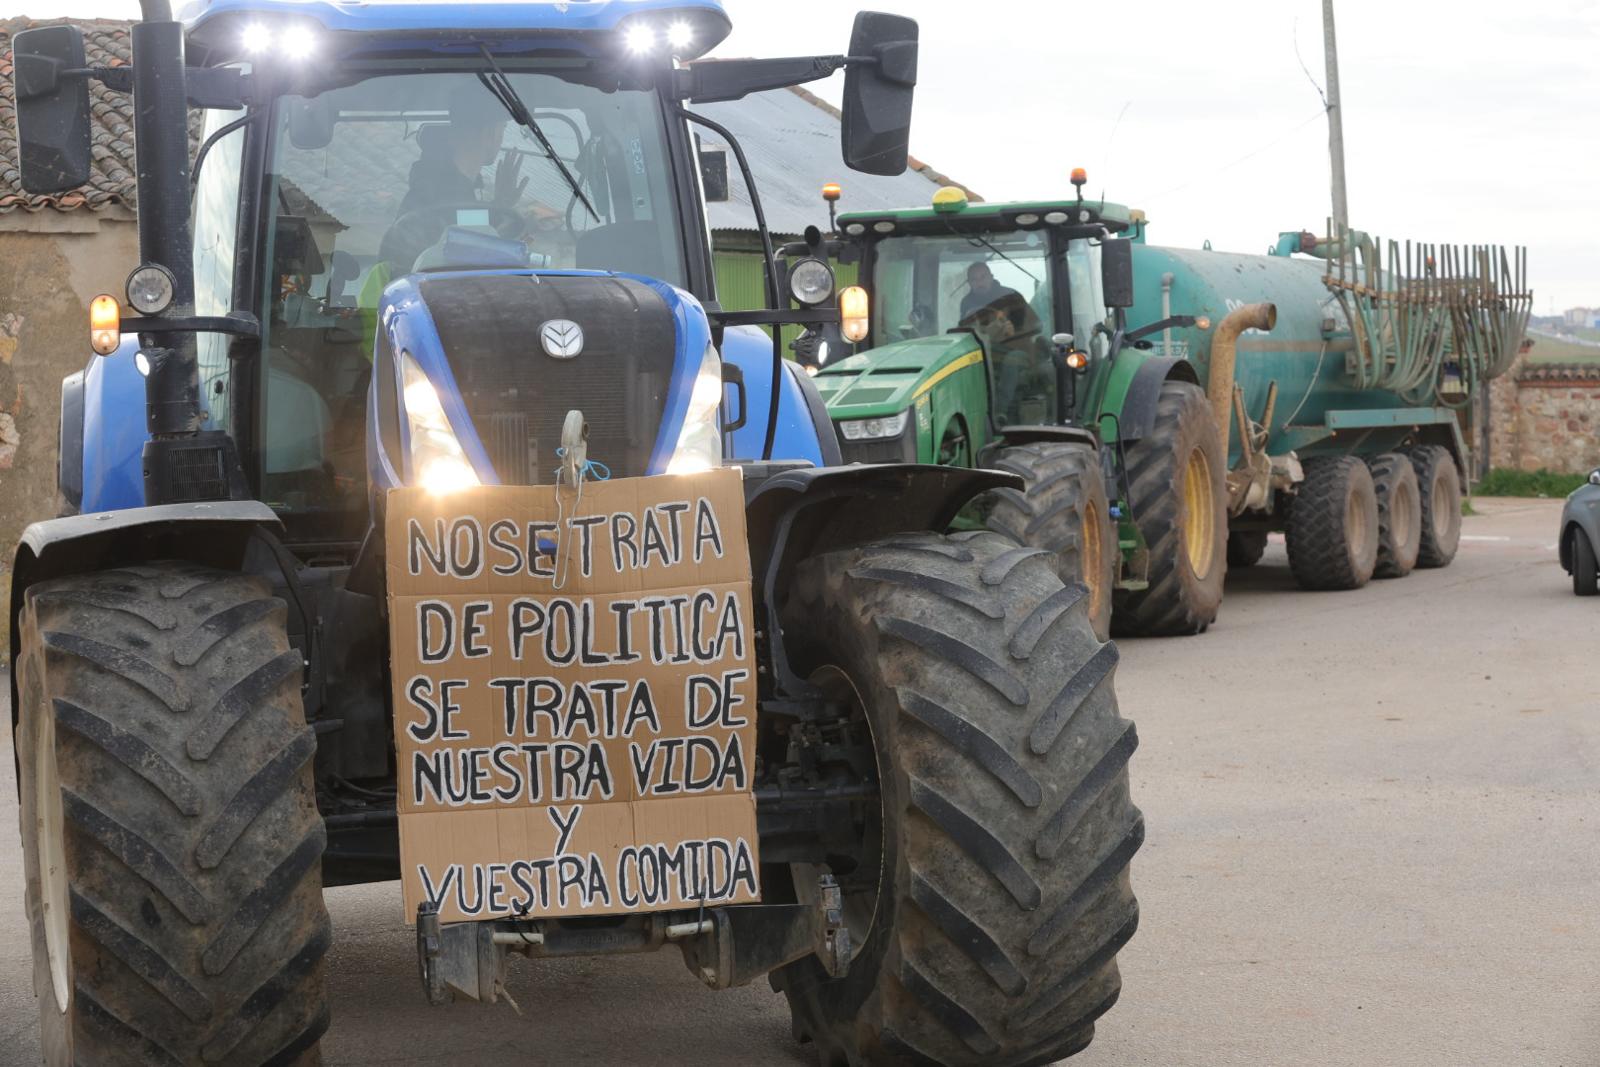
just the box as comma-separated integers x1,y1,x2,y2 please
809,178,1227,638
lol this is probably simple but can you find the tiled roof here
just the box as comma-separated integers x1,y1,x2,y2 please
0,18,140,214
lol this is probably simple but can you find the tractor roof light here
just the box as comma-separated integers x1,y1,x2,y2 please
239,20,318,60
1071,166,1088,189
89,294,120,356
625,23,655,54
822,183,842,202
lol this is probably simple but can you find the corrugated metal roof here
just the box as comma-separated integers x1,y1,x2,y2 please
697,82,977,235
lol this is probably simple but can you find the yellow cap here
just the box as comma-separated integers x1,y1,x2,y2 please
932,186,968,213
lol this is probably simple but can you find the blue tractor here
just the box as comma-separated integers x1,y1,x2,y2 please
8,3,1141,1063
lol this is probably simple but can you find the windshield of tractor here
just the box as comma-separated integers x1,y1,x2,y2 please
871,229,1057,424
248,65,684,532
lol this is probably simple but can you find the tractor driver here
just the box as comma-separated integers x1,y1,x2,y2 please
969,291,1050,424
361,84,531,342
958,262,1023,323
395,83,528,221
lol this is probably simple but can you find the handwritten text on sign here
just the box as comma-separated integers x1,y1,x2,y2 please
385,470,760,923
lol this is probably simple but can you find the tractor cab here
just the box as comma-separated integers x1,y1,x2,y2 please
813,178,1144,464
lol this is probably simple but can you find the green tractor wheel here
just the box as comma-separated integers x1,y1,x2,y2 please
774,531,1141,1066
1111,380,1228,636
984,442,1117,641
15,564,330,1067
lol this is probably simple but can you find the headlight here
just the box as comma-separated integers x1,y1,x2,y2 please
401,352,480,494
788,258,835,307
838,411,908,441
125,264,175,315
666,343,724,475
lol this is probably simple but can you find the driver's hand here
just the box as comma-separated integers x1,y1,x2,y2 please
493,149,528,207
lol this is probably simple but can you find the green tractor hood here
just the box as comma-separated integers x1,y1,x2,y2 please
814,333,983,418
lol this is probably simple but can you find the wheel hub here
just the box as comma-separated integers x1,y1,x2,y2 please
36,710,70,1013
1083,499,1109,624
1345,487,1369,560
791,666,883,960
1182,446,1217,578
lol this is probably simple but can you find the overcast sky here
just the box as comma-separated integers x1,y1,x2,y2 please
11,0,1597,310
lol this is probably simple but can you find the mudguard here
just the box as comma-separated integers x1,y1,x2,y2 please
743,462,1018,698
8,501,282,734
1113,356,1199,444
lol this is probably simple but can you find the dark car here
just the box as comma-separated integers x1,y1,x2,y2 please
1559,469,1600,595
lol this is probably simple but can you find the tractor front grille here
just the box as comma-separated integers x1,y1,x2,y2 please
420,273,675,483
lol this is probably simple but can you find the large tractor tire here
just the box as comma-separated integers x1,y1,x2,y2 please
15,563,331,1066
1226,531,1268,569
1407,445,1463,569
985,442,1117,641
1111,380,1227,636
774,531,1141,1066
1285,457,1379,590
1367,452,1423,579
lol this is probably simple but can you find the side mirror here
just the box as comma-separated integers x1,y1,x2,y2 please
1101,239,1135,309
841,12,918,177
287,98,334,151
699,145,730,203
1588,468,1600,486
13,25,93,194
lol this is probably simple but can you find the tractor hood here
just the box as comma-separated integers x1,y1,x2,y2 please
815,333,983,419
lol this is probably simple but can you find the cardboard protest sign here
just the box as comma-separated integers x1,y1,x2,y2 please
385,469,760,924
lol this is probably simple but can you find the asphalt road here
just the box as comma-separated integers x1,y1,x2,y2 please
0,497,1593,1066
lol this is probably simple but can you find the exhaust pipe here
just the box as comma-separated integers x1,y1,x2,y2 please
1207,302,1276,458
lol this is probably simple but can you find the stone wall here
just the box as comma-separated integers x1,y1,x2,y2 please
0,212,140,640
1488,353,1600,473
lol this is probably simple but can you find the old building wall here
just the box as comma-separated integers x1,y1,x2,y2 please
0,214,140,639
1488,352,1600,474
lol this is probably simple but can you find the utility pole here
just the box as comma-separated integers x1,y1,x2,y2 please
1323,0,1350,234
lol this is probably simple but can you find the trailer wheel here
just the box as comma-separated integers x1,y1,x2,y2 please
1572,529,1598,596
15,563,330,1067
1285,457,1379,590
1367,452,1423,579
1226,531,1268,569
774,531,1141,1067
985,442,1117,640
1407,445,1462,568
1111,380,1226,636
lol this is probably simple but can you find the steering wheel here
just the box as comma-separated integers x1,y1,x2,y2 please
381,201,529,273
391,201,527,240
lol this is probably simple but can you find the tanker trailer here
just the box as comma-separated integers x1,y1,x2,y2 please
1124,227,1530,589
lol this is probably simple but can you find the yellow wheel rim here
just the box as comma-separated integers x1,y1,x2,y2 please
1083,499,1108,625
1182,446,1216,578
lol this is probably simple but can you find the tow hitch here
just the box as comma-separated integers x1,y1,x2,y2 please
417,875,850,1007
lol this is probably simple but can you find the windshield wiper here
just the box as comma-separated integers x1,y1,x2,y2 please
475,44,600,223
947,221,1041,285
